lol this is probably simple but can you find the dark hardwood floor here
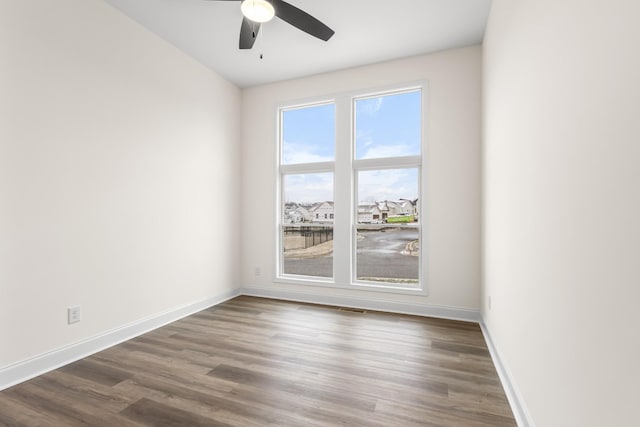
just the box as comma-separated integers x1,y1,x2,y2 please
0,296,516,426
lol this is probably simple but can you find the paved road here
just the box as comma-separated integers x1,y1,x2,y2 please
283,228,418,281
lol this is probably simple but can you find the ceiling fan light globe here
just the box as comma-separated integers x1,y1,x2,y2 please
240,0,275,23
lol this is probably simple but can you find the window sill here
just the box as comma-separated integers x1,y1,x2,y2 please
274,276,428,296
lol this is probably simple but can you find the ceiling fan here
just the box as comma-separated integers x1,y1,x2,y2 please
207,0,335,49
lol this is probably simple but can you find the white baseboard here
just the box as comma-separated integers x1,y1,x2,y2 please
0,288,240,392
480,321,535,427
240,286,481,322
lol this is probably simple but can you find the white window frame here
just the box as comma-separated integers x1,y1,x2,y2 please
276,83,428,296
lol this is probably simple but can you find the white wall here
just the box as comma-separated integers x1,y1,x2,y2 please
0,0,241,368
483,1,640,426
241,46,482,313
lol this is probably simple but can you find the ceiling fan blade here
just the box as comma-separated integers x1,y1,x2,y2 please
271,0,334,41
239,17,260,49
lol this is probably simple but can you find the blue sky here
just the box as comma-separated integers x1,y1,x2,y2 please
282,91,421,204
282,103,335,164
355,90,421,159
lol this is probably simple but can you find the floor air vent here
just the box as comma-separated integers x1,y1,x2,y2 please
338,307,367,314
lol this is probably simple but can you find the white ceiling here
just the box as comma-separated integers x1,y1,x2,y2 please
103,0,492,88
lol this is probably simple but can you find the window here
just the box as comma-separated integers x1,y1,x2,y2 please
353,90,422,288
355,168,419,285
278,86,424,294
279,103,335,280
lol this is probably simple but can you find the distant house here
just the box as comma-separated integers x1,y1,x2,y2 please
295,206,312,222
399,198,418,217
358,204,382,223
310,201,334,223
282,203,317,223
283,203,299,223
289,199,416,223
386,201,402,216
285,210,303,223
376,199,419,222
376,201,390,220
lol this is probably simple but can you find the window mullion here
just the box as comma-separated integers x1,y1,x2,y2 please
353,155,421,171
332,96,352,285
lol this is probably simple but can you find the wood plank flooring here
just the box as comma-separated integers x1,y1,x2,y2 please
0,296,516,426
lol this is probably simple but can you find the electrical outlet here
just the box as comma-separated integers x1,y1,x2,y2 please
254,267,261,276
488,296,492,310
68,306,81,324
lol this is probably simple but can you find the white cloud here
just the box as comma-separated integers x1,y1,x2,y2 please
356,130,374,148
284,173,333,204
357,97,384,115
358,169,418,203
283,141,333,164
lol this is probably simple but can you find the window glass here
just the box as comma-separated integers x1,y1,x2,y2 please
282,173,333,278
355,168,419,286
356,169,419,224
355,91,421,160
282,103,335,164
